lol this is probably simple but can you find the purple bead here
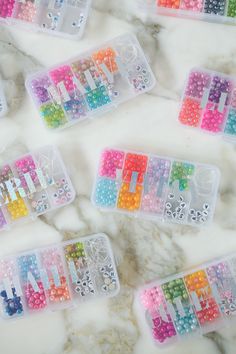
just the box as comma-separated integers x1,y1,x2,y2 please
185,71,211,99
147,157,171,185
31,75,51,104
63,94,87,120
209,75,232,105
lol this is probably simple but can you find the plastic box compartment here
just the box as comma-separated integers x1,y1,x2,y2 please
91,148,220,227
179,68,236,143
25,33,156,131
0,81,7,117
0,233,120,320
139,0,236,25
0,145,75,231
0,0,91,39
138,253,236,346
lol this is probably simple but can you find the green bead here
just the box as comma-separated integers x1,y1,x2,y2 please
40,102,67,129
169,161,195,190
227,0,236,17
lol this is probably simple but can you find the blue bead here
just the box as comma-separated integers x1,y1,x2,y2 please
1,287,24,317
94,178,118,207
63,95,87,120
17,253,40,281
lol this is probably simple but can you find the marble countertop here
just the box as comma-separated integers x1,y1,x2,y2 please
1,0,236,353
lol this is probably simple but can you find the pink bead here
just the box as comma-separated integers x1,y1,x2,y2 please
25,281,47,310
201,103,227,133
180,0,203,11
141,285,177,343
99,149,125,179
0,259,16,278
49,65,74,92
0,0,15,17
15,0,36,22
14,155,38,188
40,247,64,276
141,186,165,214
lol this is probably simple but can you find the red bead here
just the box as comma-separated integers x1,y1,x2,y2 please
122,153,148,183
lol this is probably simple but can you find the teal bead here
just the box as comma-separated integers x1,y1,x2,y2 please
174,306,199,335
94,178,118,208
86,85,111,110
224,109,236,136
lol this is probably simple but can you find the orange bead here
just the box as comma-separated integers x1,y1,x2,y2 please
179,97,202,127
92,47,118,74
47,276,71,303
117,183,142,211
157,0,180,9
184,270,211,299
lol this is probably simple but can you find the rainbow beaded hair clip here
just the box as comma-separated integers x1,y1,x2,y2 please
0,234,120,319
0,0,91,39
92,148,220,227
138,253,236,346
0,81,7,118
139,0,236,25
26,33,156,130
179,68,236,143
0,145,75,231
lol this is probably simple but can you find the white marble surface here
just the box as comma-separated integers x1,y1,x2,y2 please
0,0,236,353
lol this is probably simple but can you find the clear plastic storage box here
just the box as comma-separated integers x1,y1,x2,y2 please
0,233,120,320
0,0,91,39
0,145,75,231
92,148,220,227
179,68,236,143
0,81,7,117
138,253,236,346
139,0,236,25
26,33,156,130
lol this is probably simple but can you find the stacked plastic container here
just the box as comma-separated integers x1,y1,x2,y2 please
0,234,120,319
92,148,220,226
26,34,156,130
